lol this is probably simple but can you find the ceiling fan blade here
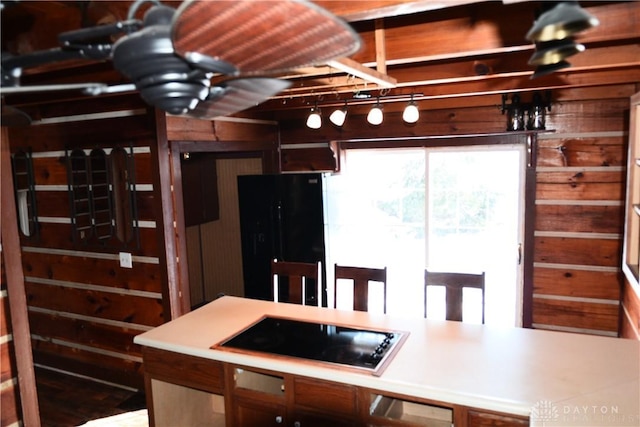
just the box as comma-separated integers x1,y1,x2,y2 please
1,82,107,95
184,77,291,119
171,0,361,75
1,105,31,127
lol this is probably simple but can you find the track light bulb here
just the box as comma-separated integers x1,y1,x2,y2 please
306,107,322,129
403,97,419,124
329,104,347,127
367,99,383,125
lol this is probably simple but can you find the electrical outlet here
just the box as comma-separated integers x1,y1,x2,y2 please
119,252,133,268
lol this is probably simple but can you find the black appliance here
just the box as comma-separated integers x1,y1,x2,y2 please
214,316,408,376
237,174,326,305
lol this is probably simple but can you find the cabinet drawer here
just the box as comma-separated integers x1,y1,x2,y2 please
142,346,224,394
293,376,358,416
466,409,529,426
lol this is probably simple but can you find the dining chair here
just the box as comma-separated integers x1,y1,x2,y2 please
424,269,485,323
334,264,387,313
271,259,321,306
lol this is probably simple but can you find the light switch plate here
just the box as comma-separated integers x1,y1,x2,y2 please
119,252,133,268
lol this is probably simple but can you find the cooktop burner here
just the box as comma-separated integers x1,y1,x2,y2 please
212,316,408,376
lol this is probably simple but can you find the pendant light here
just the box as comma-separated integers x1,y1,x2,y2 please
526,1,599,43
367,97,383,126
329,101,347,127
402,94,419,124
528,38,584,66
306,103,322,129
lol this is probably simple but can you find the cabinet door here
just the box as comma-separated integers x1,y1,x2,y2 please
465,409,529,426
291,410,360,427
235,399,286,427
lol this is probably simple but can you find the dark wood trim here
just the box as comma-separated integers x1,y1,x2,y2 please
150,110,189,320
169,146,191,311
522,134,538,329
340,130,552,149
173,140,277,153
0,128,41,427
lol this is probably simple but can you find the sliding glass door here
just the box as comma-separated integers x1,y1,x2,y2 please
324,145,525,327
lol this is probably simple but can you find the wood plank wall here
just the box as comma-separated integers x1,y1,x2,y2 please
6,95,165,390
277,84,639,337
533,96,629,336
1,258,22,427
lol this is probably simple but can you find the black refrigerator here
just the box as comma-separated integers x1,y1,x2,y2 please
237,173,327,306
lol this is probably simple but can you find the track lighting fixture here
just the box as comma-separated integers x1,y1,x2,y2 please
367,97,383,126
329,101,347,127
402,94,419,124
306,104,322,129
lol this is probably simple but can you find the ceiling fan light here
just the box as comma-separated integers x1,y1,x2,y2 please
526,1,599,42
402,102,419,124
306,108,322,129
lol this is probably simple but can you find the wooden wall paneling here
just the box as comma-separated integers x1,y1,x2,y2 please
21,250,163,294
31,340,144,390
25,281,163,327
535,204,623,234
1,128,41,426
534,236,621,267
536,169,626,201
532,297,620,334
531,98,629,335
5,99,166,390
27,309,146,357
537,136,627,167
165,116,280,142
533,267,621,301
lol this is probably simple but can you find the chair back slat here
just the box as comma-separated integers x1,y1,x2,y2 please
271,259,320,305
424,270,485,323
334,265,387,313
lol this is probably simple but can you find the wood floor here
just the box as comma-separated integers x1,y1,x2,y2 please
35,367,146,427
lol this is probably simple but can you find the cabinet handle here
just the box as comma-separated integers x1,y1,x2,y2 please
294,422,301,427
275,415,283,424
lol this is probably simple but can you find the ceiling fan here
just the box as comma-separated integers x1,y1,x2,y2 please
0,0,361,120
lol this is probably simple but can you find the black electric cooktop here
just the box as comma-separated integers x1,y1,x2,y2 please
213,316,408,376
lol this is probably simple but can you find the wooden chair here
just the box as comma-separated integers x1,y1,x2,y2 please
271,259,321,306
424,270,485,323
334,264,387,313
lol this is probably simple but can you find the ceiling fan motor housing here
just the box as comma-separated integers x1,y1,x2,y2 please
111,5,209,115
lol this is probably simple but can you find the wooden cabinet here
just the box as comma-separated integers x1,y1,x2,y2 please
142,347,226,426
141,347,529,427
226,364,359,427
181,151,220,226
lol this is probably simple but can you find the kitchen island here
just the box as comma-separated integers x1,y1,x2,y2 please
134,296,639,426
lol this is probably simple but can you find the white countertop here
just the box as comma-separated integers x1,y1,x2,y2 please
134,296,640,426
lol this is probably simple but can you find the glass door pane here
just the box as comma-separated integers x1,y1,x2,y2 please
426,147,524,326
